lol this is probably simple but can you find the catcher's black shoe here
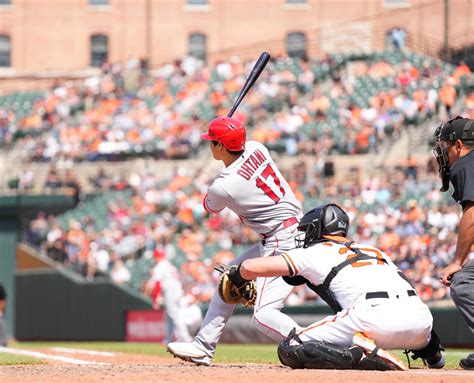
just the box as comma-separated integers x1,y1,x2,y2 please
460,353,474,370
423,350,445,369
408,329,445,369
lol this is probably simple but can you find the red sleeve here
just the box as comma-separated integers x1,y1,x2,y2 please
151,281,162,302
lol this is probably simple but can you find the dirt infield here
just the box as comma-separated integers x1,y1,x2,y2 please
0,350,472,383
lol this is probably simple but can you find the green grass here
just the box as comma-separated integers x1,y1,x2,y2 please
4,342,471,369
0,352,46,365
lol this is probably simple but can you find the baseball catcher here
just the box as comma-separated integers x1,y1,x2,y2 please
224,204,445,370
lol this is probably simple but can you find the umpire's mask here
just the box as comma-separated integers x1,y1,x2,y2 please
433,116,474,192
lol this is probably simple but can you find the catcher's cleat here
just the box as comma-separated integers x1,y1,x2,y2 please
424,351,445,369
408,329,445,369
167,342,210,365
353,332,408,371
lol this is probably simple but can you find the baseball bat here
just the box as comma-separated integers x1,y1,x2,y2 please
227,52,271,118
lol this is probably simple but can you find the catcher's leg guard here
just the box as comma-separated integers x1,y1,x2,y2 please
408,329,445,369
277,328,362,370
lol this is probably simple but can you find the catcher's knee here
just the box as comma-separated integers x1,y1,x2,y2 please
277,329,360,370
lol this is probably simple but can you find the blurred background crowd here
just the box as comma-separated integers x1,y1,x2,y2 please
1,51,472,163
1,50,472,309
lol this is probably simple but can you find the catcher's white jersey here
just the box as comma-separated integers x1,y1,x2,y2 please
203,140,302,234
282,238,414,309
282,237,433,351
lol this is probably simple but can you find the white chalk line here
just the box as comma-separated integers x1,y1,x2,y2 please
0,346,108,365
50,347,118,357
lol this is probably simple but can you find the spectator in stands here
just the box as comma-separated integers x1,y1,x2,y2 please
17,169,34,190
390,28,407,51
44,165,62,190
0,109,14,145
86,242,110,280
110,258,131,284
89,167,113,190
439,77,457,117
63,169,81,205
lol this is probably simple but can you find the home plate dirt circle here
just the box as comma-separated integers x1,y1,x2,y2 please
0,350,472,383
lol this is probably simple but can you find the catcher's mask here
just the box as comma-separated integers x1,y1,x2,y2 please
295,204,350,248
433,116,474,192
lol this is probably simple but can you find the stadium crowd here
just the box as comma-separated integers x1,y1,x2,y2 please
1,52,472,165
7,51,472,308
26,155,465,306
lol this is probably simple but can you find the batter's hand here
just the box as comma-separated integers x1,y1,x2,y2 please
440,263,462,286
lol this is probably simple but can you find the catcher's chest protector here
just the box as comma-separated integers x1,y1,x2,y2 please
285,242,388,313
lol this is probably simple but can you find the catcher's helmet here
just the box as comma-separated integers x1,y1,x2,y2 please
201,117,246,151
296,204,349,248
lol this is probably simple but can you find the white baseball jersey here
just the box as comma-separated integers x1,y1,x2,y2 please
282,238,413,309
151,260,192,342
151,259,183,296
203,141,302,234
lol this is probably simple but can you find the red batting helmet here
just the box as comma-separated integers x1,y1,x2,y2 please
200,117,246,151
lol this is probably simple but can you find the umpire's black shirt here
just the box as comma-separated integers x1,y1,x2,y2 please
450,150,474,208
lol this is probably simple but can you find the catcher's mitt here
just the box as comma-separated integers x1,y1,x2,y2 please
216,264,257,307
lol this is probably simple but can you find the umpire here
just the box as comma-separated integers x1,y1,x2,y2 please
0,282,7,347
434,116,474,370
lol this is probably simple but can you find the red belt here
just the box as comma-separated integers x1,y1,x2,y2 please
261,217,299,239
283,216,299,229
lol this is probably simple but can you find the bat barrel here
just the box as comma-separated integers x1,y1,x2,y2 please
227,52,271,118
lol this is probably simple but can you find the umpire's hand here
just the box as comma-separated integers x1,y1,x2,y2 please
440,263,462,286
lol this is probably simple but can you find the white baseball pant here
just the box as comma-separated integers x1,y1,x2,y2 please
298,291,433,350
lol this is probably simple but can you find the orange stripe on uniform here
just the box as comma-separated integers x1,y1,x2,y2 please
298,308,352,335
282,253,298,275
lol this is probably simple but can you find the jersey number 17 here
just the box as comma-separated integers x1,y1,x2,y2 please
256,164,286,203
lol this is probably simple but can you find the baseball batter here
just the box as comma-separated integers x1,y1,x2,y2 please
168,116,302,365
232,204,444,370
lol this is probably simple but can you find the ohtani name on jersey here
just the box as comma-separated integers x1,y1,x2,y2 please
237,149,266,180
